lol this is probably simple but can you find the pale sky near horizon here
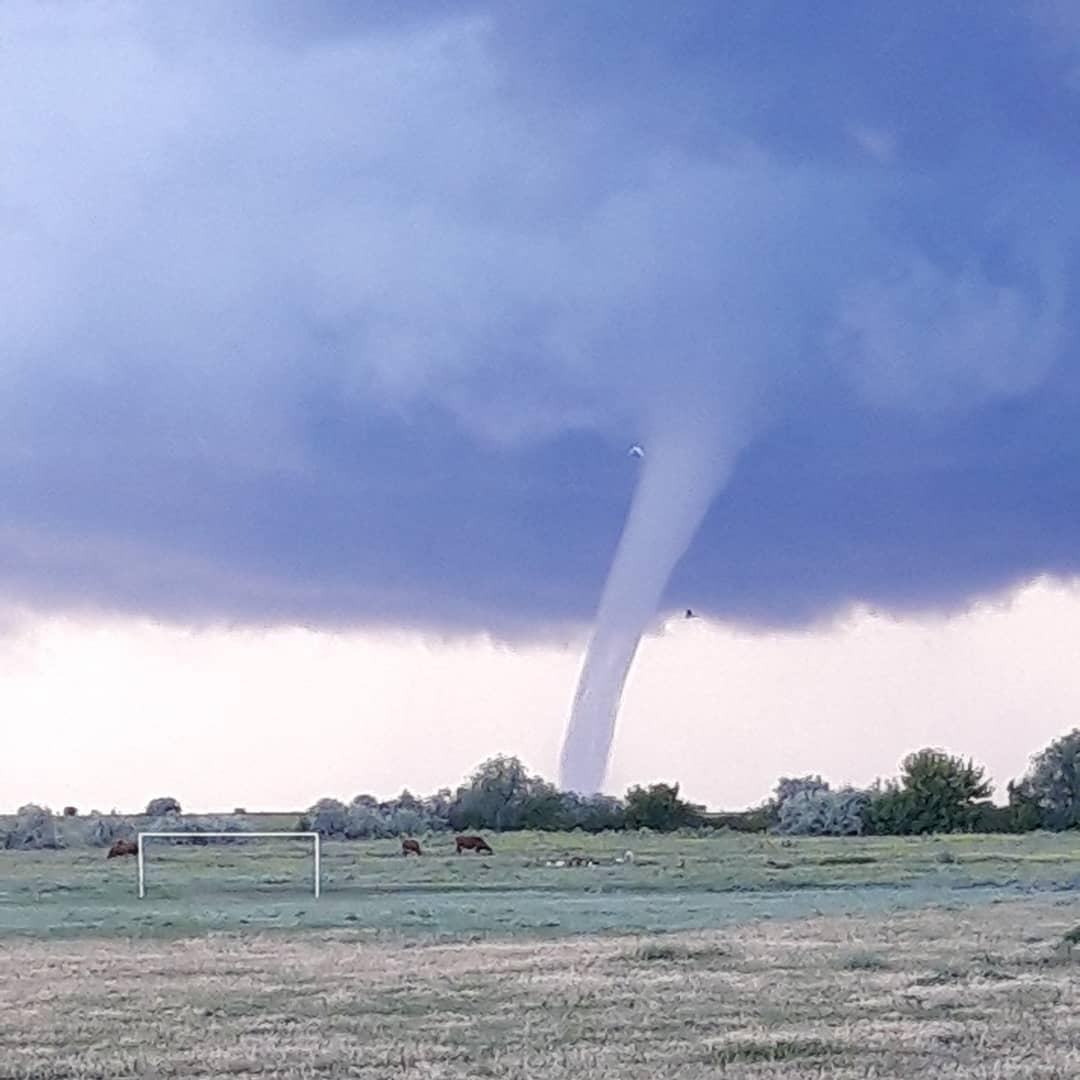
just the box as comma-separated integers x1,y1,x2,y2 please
3,576,1077,815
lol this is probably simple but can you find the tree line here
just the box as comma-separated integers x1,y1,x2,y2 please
4,728,1079,849
295,729,1080,839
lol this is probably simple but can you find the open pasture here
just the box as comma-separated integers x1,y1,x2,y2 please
2,830,1078,1077
2,828,1080,940
2,894,1078,1078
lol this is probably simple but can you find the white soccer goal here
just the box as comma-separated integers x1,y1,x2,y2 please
136,831,321,899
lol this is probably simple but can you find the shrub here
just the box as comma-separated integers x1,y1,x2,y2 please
147,814,252,845
969,800,1023,834
381,805,427,837
773,775,830,807
375,791,447,836
1010,729,1080,831
624,782,701,831
146,797,181,817
4,804,64,850
298,798,349,837
343,801,390,839
700,807,770,833
421,789,454,830
776,788,870,836
300,793,455,839
447,755,550,831
83,815,136,847
865,749,992,834
555,792,627,832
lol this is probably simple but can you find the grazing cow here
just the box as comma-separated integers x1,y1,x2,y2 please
401,838,422,856
455,834,493,855
107,839,138,859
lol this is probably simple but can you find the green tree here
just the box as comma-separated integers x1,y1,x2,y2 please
449,755,563,831
623,782,700,831
867,748,992,834
298,797,348,837
1009,729,1080,830
556,792,627,832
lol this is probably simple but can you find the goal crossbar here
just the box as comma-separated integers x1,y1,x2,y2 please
136,831,321,899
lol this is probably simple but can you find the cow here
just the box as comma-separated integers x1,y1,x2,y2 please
455,834,493,855
107,839,138,859
401,838,422,856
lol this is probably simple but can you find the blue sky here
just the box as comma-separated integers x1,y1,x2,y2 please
3,1,1078,637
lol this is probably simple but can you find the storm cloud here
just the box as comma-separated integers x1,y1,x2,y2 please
2,1,1078,637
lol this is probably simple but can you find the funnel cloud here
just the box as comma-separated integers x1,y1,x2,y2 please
560,423,740,792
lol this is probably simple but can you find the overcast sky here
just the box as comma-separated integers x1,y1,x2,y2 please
2,2,1079,811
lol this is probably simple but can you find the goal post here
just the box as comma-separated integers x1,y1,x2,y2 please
136,831,321,899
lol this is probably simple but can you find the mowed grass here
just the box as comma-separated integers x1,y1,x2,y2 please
1,896,1079,1078
2,828,1080,940
2,829,1079,1076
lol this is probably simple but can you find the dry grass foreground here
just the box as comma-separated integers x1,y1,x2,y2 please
1,896,1078,1079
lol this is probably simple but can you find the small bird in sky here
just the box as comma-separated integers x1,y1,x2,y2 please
628,444,645,458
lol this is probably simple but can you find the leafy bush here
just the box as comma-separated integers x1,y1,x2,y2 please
448,755,568,831
1009,728,1080,831
700,807,770,833
866,749,992,834
555,792,627,832
377,790,448,835
3,804,64,850
297,798,349,837
300,790,456,839
341,798,415,839
773,775,830,807
147,814,252,845
145,797,181,817
420,789,454,830
341,800,385,839
624,782,701,831
969,800,1024,834
776,788,870,836
83,815,136,847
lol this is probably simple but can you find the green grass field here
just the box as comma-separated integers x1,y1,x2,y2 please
3,827,1080,941
2,827,1078,1076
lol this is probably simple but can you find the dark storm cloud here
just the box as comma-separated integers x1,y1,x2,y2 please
2,1,1078,635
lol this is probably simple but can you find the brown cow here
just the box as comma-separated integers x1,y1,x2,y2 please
455,834,493,855
401,838,422,856
107,839,138,859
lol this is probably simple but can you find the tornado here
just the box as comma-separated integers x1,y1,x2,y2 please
558,421,737,793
